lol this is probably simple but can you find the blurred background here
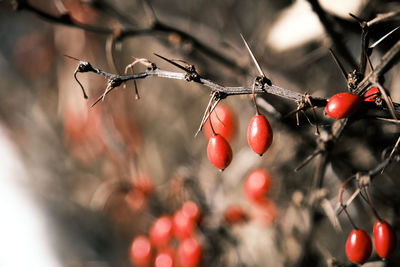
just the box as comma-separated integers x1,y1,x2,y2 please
0,0,400,266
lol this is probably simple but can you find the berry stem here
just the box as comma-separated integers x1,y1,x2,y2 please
208,103,217,136
338,175,359,229
252,81,260,115
343,206,358,230
363,186,383,221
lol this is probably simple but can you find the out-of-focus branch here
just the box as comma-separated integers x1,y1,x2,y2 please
13,0,246,73
367,11,400,27
355,40,400,94
307,0,358,70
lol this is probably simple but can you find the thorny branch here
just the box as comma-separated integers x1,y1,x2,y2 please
68,47,400,114
67,55,328,105
307,0,358,70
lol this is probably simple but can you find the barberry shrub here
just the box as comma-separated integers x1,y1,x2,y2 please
4,1,400,267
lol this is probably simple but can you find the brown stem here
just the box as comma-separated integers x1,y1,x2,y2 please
252,81,260,115
363,186,382,221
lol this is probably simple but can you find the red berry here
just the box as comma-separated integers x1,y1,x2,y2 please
207,134,233,170
154,249,175,267
325,92,362,119
126,188,147,211
203,104,235,141
177,237,202,267
132,172,154,195
345,229,372,264
363,87,390,102
244,169,271,203
150,216,173,247
223,204,248,225
247,114,273,156
130,235,152,266
364,87,380,102
181,201,201,222
373,220,396,259
173,209,196,240
251,199,277,226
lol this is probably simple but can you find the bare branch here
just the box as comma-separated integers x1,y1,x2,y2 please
15,0,245,73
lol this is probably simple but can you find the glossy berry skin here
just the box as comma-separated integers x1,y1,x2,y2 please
345,229,372,264
203,104,235,141
244,169,271,203
149,216,173,248
207,134,233,170
129,235,152,266
154,249,175,267
247,114,273,156
177,237,202,267
325,92,362,119
373,220,397,259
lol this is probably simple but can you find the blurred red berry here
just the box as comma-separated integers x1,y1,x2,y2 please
130,235,152,266
150,216,173,248
244,169,271,203
251,199,277,226
177,237,202,267
125,188,147,212
173,210,196,240
223,204,248,225
181,201,201,222
203,104,236,141
132,173,154,195
154,248,175,267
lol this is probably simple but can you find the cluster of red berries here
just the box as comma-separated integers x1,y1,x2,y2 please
325,87,385,119
345,220,396,264
205,104,273,171
129,201,202,267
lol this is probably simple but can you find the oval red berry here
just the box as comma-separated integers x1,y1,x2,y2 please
325,92,362,119
247,114,273,156
207,134,232,170
373,220,396,260
345,229,372,264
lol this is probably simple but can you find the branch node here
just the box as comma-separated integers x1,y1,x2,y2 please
356,173,370,188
